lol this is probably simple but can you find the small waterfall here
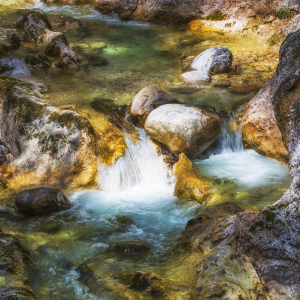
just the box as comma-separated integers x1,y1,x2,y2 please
98,130,169,192
205,112,244,156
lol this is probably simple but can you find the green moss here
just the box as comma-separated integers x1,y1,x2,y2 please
262,210,276,222
206,12,226,21
269,33,285,46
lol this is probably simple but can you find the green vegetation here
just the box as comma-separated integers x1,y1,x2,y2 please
277,6,292,19
268,32,285,46
206,12,226,21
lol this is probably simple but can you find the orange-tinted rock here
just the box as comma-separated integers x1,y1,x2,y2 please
242,94,289,163
173,153,211,204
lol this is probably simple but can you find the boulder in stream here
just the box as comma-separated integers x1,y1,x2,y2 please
0,57,31,77
0,232,35,299
130,86,178,125
145,104,222,159
191,47,233,75
25,54,51,70
15,187,72,216
110,240,151,255
180,70,211,84
45,33,80,69
16,9,53,43
173,153,211,204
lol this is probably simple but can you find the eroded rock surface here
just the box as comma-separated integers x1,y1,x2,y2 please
145,104,222,159
45,33,80,69
0,233,35,300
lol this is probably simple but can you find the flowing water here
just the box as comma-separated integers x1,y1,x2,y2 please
0,2,292,299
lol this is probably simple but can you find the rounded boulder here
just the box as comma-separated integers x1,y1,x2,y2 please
145,104,222,159
15,187,72,216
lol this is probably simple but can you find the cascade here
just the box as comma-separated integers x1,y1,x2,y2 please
98,130,170,192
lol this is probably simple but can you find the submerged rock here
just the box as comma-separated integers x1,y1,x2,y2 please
191,47,233,75
145,104,222,159
0,232,35,299
45,33,80,69
0,57,31,78
16,9,53,43
130,86,177,125
173,153,211,204
15,187,72,216
0,207,25,221
0,42,9,58
110,240,151,255
180,70,211,84
25,54,51,70
7,32,21,50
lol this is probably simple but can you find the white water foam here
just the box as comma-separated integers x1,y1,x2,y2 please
98,130,170,192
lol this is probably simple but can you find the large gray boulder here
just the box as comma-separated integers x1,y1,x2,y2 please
130,86,177,125
191,47,233,75
145,104,222,159
15,187,72,215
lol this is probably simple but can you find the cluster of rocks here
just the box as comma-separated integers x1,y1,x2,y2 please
0,8,81,78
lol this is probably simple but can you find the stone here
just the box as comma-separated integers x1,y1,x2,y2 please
229,84,260,95
180,71,211,84
25,54,51,70
15,187,72,215
94,0,300,23
0,207,25,221
0,57,31,78
47,14,86,30
191,47,233,75
0,232,35,300
0,77,100,188
130,86,177,125
0,42,8,58
7,32,21,50
145,104,222,159
173,153,211,204
113,215,135,226
45,33,80,69
110,240,151,255
16,9,53,43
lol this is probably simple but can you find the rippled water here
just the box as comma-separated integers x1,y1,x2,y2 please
0,3,291,299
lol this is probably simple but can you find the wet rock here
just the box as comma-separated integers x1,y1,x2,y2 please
130,86,177,125
0,77,99,188
0,57,31,78
25,54,51,70
7,32,21,50
229,84,260,95
0,232,35,300
47,14,86,30
180,71,211,84
242,89,289,163
173,153,211,204
15,187,72,216
191,47,233,75
112,215,135,226
76,263,94,283
94,0,300,23
0,207,25,221
45,33,80,69
145,104,222,159
0,42,9,58
0,172,8,189
110,240,151,255
16,9,53,43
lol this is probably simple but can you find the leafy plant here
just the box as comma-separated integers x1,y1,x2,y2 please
278,6,292,19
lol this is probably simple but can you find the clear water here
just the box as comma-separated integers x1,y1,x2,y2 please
0,3,291,299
